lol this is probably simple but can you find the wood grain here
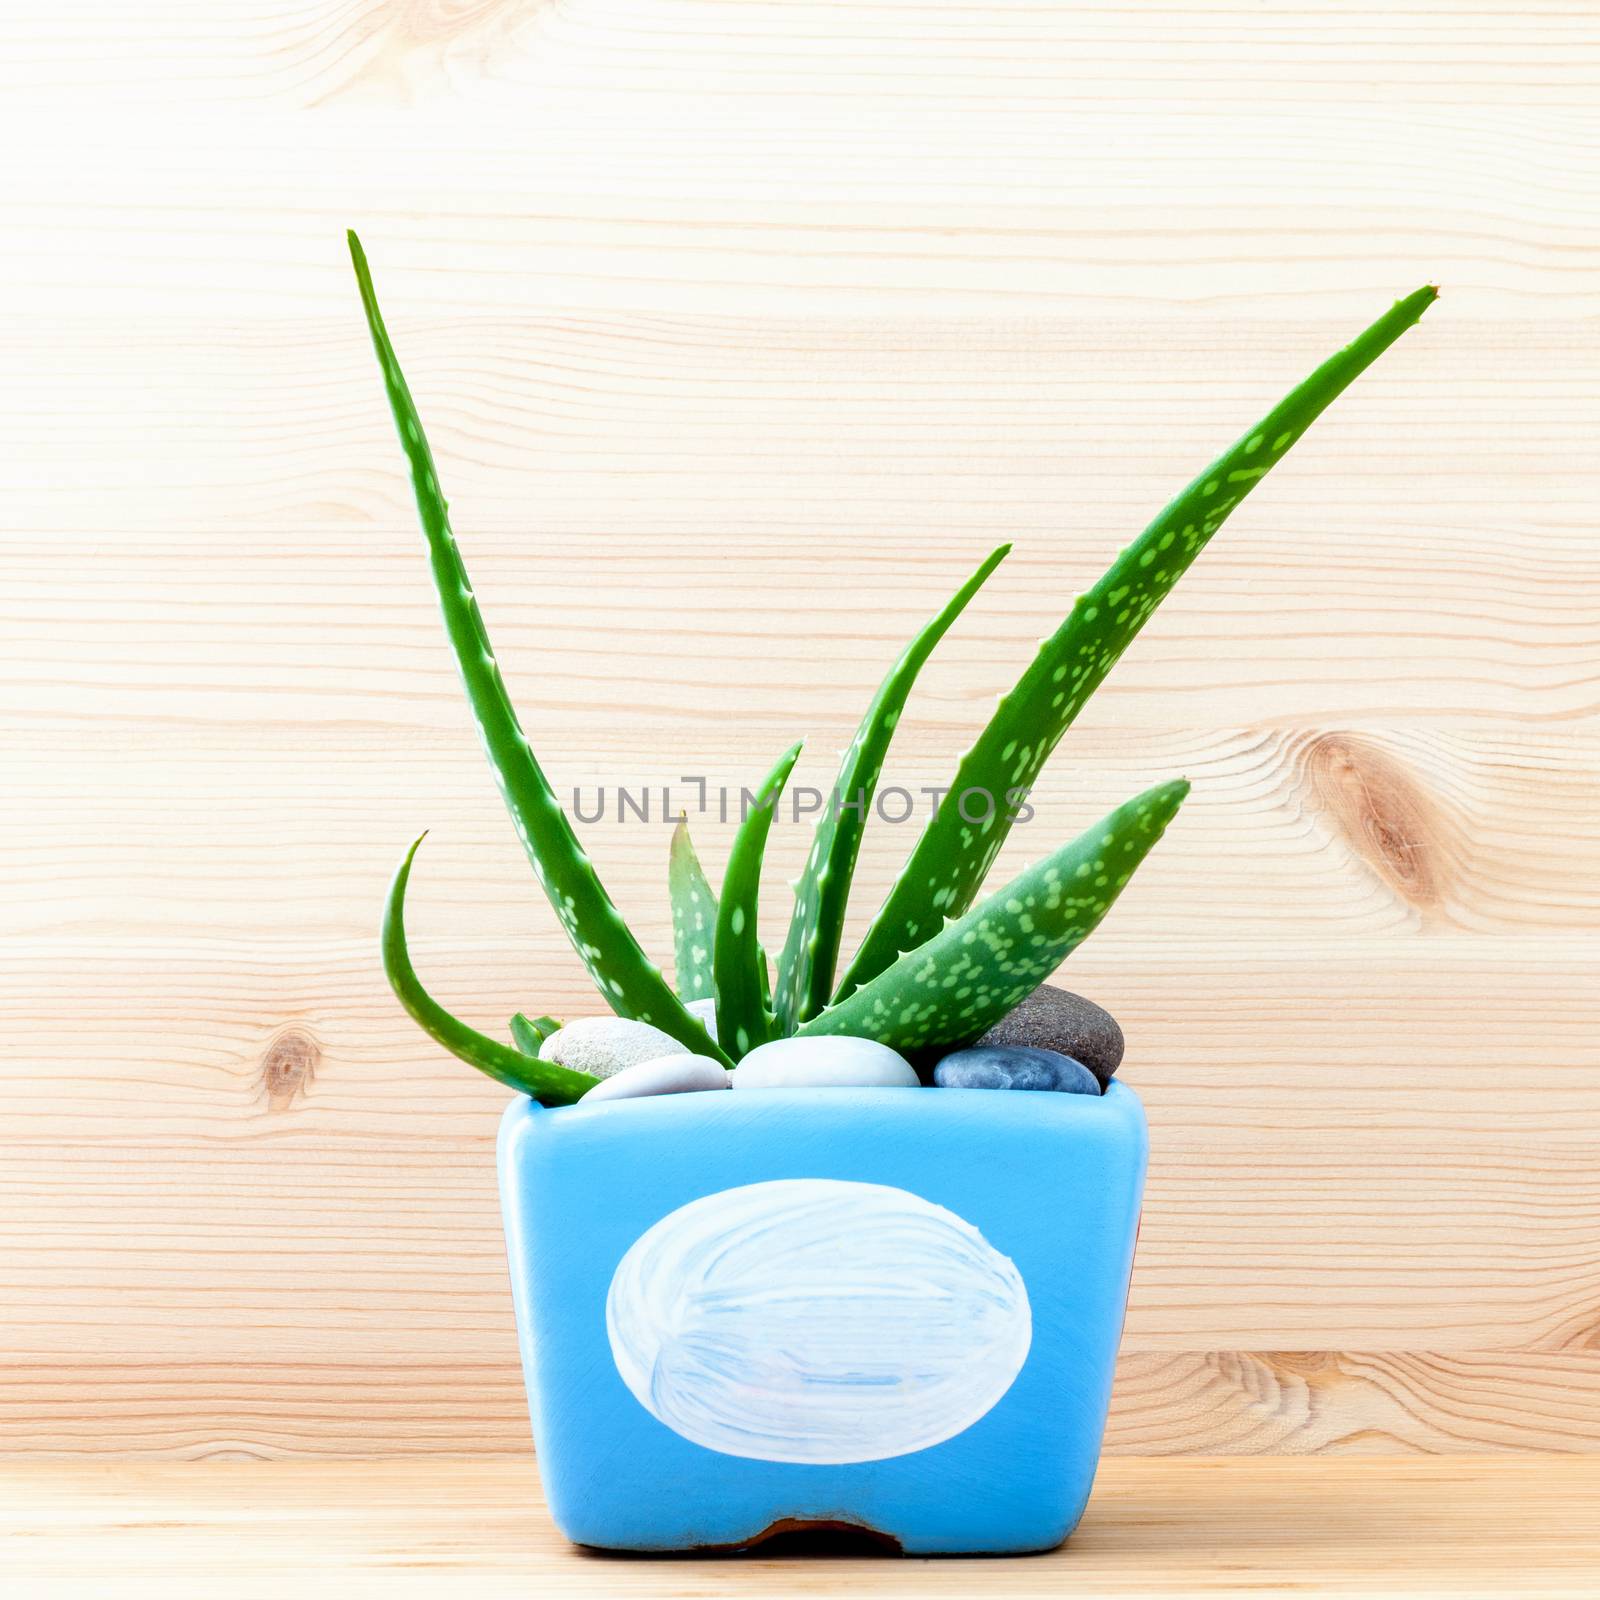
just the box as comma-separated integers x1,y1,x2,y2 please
2,1,1599,1459
6,1457,1600,1597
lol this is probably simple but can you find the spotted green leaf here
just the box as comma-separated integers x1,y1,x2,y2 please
834,288,1437,1004
510,1013,561,1054
669,817,719,1002
349,232,730,1070
802,779,1188,1052
774,544,1010,1033
383,836,597,1105
714,744,802,1060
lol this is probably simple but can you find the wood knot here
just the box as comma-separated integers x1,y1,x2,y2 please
259,1026,320,1110
1302,732,1453,911
399,0,530,49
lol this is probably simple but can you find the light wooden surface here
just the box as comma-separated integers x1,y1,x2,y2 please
6,1457,1600,1597
3,2,1600,1460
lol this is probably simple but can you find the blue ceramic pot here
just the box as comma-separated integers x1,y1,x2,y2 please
497,1082,1146,1554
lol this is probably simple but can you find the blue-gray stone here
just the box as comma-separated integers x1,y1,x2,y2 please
933,1045,1101,1095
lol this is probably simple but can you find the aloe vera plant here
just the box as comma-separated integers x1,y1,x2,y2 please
668,818,719,1005
833,286,1439,1005
773,543,1009,1032
352,230,1432,1104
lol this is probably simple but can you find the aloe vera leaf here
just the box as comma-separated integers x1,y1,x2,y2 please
834,288,1437,1003
669,816,720,1002
801,778,1188,1051
510,1013,561,1054
348,232,731,1069
713,743,803,1059
773,544,1011,1034
383,836,598,1104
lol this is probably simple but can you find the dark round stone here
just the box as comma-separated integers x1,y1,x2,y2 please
933,1045,1100,1095
974,985,1124,1088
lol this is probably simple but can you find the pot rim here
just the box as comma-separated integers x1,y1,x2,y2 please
508,1076,1141,1125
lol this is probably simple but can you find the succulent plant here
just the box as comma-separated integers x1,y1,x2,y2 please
351,231,1433,1104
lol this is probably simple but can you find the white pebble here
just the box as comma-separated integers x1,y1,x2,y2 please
684,996,717,1031
540,1016,686,1080
581,1053,730,1103
734,1036,919,1089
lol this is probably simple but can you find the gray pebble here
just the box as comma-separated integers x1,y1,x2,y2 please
539,1016,687,1080
975,984,1124,1088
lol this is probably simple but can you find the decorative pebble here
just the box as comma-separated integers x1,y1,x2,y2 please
581,1053,730,1103
685,996,717,1031
934,1045,1100,1094
539,1016,687,1080
975,985,1124,1088
733,1036,919,1090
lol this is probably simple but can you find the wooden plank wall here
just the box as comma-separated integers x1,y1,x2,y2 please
2,1,1598,1457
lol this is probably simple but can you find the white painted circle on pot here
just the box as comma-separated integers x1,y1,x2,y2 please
604,1178,1031,1464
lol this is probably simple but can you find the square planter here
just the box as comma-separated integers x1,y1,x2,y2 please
497,1081,1146,1555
